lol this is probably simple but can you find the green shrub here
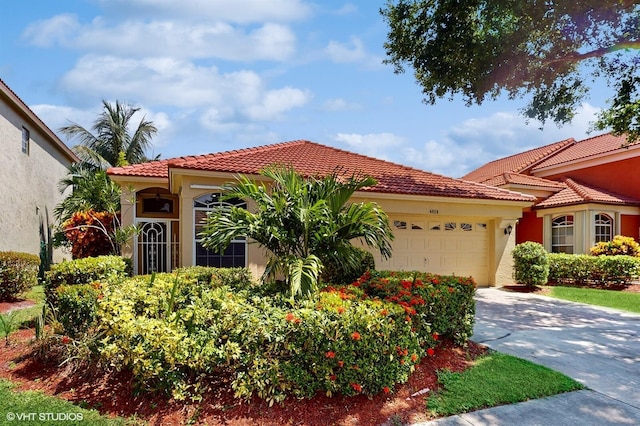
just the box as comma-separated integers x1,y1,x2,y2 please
45,255,128,307
548,253,640,286
321,247,376,285
56,283,101,338
353,270,476,345
0,252,40,301
96,270,426,403
512,242,549,287
590,235,640,257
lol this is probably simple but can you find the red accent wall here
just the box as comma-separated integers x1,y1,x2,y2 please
516,210,543,245
542,157,640,199
621,215,640,240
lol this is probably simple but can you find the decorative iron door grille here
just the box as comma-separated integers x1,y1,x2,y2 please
137,221,169,275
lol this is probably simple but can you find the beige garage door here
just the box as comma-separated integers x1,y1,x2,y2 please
375,216,489,285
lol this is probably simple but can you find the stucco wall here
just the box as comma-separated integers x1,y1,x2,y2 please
0,100,73,262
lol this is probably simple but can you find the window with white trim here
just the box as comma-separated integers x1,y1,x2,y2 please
21,127,29,154
552,215,574,254
193,193,247,267
594,214,613,243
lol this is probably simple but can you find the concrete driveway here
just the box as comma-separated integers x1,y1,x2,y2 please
420,288,640,425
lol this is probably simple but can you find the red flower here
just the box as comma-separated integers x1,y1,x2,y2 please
337,306,346,314
285,313,301,324
427,348,435,356
411,353,418,362
380,309,388,316
325,351,335,359
383,387,390,394
337,360,344,368
351,383,362,393
61,336,71,345
432,332,439,341
351,331,361,341
330,375,337,381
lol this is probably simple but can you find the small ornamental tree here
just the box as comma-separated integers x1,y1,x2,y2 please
512,242,549,287
590,235,640,257
63,210,115,259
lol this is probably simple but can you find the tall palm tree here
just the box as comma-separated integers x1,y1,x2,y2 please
199,166,394,299
60,100,158,169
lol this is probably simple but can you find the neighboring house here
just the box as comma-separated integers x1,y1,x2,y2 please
0,79,78,261
463,133,640,255
107,140,535,286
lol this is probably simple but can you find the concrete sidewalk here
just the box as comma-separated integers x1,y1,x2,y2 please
416,288,640,425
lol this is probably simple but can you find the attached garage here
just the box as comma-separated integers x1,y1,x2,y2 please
108,140,535,287
378,216,489,284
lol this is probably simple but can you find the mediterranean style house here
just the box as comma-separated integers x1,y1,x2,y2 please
108,140,536,286
0,79,78,261
463,133,640,255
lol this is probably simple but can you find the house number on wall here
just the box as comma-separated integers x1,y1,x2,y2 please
429,209,439,214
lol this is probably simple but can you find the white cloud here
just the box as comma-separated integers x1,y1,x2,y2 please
334,3,358,15
401,104,602,177
21,14,81,47
325,37,366,63
96,0,313,23
23,16,296,61
334,132,405,160
321,98,361,112
244,87,313,120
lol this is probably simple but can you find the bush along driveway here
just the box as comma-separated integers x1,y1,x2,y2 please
462,288,640,426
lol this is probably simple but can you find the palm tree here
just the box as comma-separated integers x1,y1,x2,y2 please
199,166,394,299
60,99,158,169
54,164,121,223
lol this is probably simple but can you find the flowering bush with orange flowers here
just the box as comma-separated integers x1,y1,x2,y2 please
352,270,476,345
71,267,474,405
62,209,116,259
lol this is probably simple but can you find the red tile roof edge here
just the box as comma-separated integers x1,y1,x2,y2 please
534,178,640,209
109,140,536,202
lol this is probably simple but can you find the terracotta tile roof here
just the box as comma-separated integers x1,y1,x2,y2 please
108,158,172,178
462,138,576,183
0,78,78,163
108,140,535,202
535,178,640,208
483,172,566,189
532,133,639,170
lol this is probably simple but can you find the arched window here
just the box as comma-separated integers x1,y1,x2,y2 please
594,214,613,243
552,215,574,254
193,193,247,267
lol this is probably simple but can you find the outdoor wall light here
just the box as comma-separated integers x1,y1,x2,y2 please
504,224,513,235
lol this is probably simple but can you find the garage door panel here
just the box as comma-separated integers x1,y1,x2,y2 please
383,216,490,285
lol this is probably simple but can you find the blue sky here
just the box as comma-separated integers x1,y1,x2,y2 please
0,0,610,177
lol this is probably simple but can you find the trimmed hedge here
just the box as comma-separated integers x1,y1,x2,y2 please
512,242,549,287
0,251,40,301
45,255,129,307
548,253,640,286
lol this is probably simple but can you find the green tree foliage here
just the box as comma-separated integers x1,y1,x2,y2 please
60,100,159,170
381,1,640,141
199,166,394,299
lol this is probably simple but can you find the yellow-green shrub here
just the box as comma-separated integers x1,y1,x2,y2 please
590,235,640,257
96,270,424,403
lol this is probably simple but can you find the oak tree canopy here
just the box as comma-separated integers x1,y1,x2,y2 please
381,1,640,141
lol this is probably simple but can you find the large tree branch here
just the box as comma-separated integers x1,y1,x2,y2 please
546,43,640,65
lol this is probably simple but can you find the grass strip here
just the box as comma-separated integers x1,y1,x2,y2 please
1,286,45,338
0,379,133,425
426,352,584,417
549,286,640,314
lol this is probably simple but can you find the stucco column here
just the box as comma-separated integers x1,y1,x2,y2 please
543,214,552,252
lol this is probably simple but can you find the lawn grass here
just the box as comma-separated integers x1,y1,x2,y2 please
426,352,584,417
548,286,640,314
1,285,45,338
0,379,134,425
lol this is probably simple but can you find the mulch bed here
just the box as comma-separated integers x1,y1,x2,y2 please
501,283,640,295
0,324,487,426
